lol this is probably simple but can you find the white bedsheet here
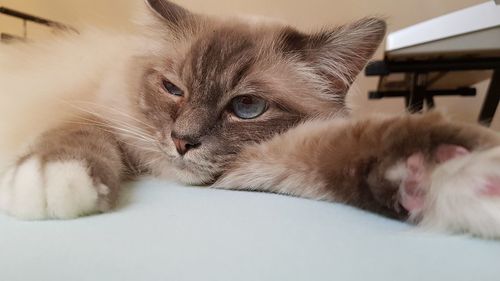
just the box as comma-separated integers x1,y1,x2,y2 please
0,178,499,281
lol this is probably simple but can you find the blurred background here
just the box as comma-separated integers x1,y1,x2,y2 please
1,0,497,129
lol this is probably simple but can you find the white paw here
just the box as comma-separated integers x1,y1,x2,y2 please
0,157,109,220
421,147,500,239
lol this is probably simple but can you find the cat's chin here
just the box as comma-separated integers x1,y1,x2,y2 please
145,148,218,185
174,168,217,186
153,162,216,186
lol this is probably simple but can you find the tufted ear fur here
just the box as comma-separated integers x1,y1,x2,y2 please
277,18,386,96
144,0,198,35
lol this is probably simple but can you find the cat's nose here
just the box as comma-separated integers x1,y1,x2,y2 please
171,133,201,155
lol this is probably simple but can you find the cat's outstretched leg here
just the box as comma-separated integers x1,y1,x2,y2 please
216,112,500,238
0,119,124,220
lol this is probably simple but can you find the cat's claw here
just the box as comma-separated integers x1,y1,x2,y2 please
0,157,108,220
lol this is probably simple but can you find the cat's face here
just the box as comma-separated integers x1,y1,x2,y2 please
131,0,385,184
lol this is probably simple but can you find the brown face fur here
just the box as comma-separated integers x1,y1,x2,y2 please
128,0,386,184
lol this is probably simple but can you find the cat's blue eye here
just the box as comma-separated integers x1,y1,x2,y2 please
231,96,267,119
162,80,184,97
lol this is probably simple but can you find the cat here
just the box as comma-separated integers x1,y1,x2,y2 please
1,0,500,239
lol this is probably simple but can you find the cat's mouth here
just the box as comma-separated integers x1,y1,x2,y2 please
169,158,219,185
156,146,220,184
172,157,188,168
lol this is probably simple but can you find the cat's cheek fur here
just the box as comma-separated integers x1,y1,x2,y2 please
0,158,108,220
418,147,500,239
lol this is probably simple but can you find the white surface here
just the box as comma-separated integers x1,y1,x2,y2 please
0,178,499,281
387,1,500,51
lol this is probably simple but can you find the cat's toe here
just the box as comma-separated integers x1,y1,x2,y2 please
0,157,108,220
435,144,470,163
385,144,471,221
481,176,500,196
0,157,47,219
387,145,470,216
399,153,428,214
420,147,500,239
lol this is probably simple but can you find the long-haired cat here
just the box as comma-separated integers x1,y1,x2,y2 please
1,0,500,239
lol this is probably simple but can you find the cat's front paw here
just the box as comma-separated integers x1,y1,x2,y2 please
0,157,110,220
388,145,500,239
421,147,500,239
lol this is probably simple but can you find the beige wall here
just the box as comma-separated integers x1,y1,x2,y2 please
1,0,497,129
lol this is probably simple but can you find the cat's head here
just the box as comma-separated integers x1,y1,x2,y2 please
130,0,385,184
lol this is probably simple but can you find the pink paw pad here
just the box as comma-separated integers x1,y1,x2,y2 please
482,177,500,197
435,144,470,163
400,145,470,213
400,153,427,213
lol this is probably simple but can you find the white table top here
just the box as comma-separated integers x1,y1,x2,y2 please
387,1,500,52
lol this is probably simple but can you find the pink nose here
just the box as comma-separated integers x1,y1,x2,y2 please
171,136,200,155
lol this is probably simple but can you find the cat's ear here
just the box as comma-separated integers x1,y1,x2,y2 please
278,18,386,95
145,0,196,32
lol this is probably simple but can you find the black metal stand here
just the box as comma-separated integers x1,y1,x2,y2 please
0,6,77,42
366,57,500,126
479,69,500,126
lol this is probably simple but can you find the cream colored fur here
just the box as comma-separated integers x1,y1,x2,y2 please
0,157,107,219
0,32,119,173
0,28,162,176
420,147,500,239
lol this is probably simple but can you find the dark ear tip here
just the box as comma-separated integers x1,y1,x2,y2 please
144,0,157,10
144,0,162,17
144,0,192,28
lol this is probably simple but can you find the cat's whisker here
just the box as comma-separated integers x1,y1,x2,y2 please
118,139,162,154
71,114,158,143
63,123,156,155
70,118,155,144
66,119,159,148
132,151,168,171
98,120,157,143
107,125,156,143
155,144,174,158
63,103,157,142
67,100,155,129
141,155,165,168
65,122,151,148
